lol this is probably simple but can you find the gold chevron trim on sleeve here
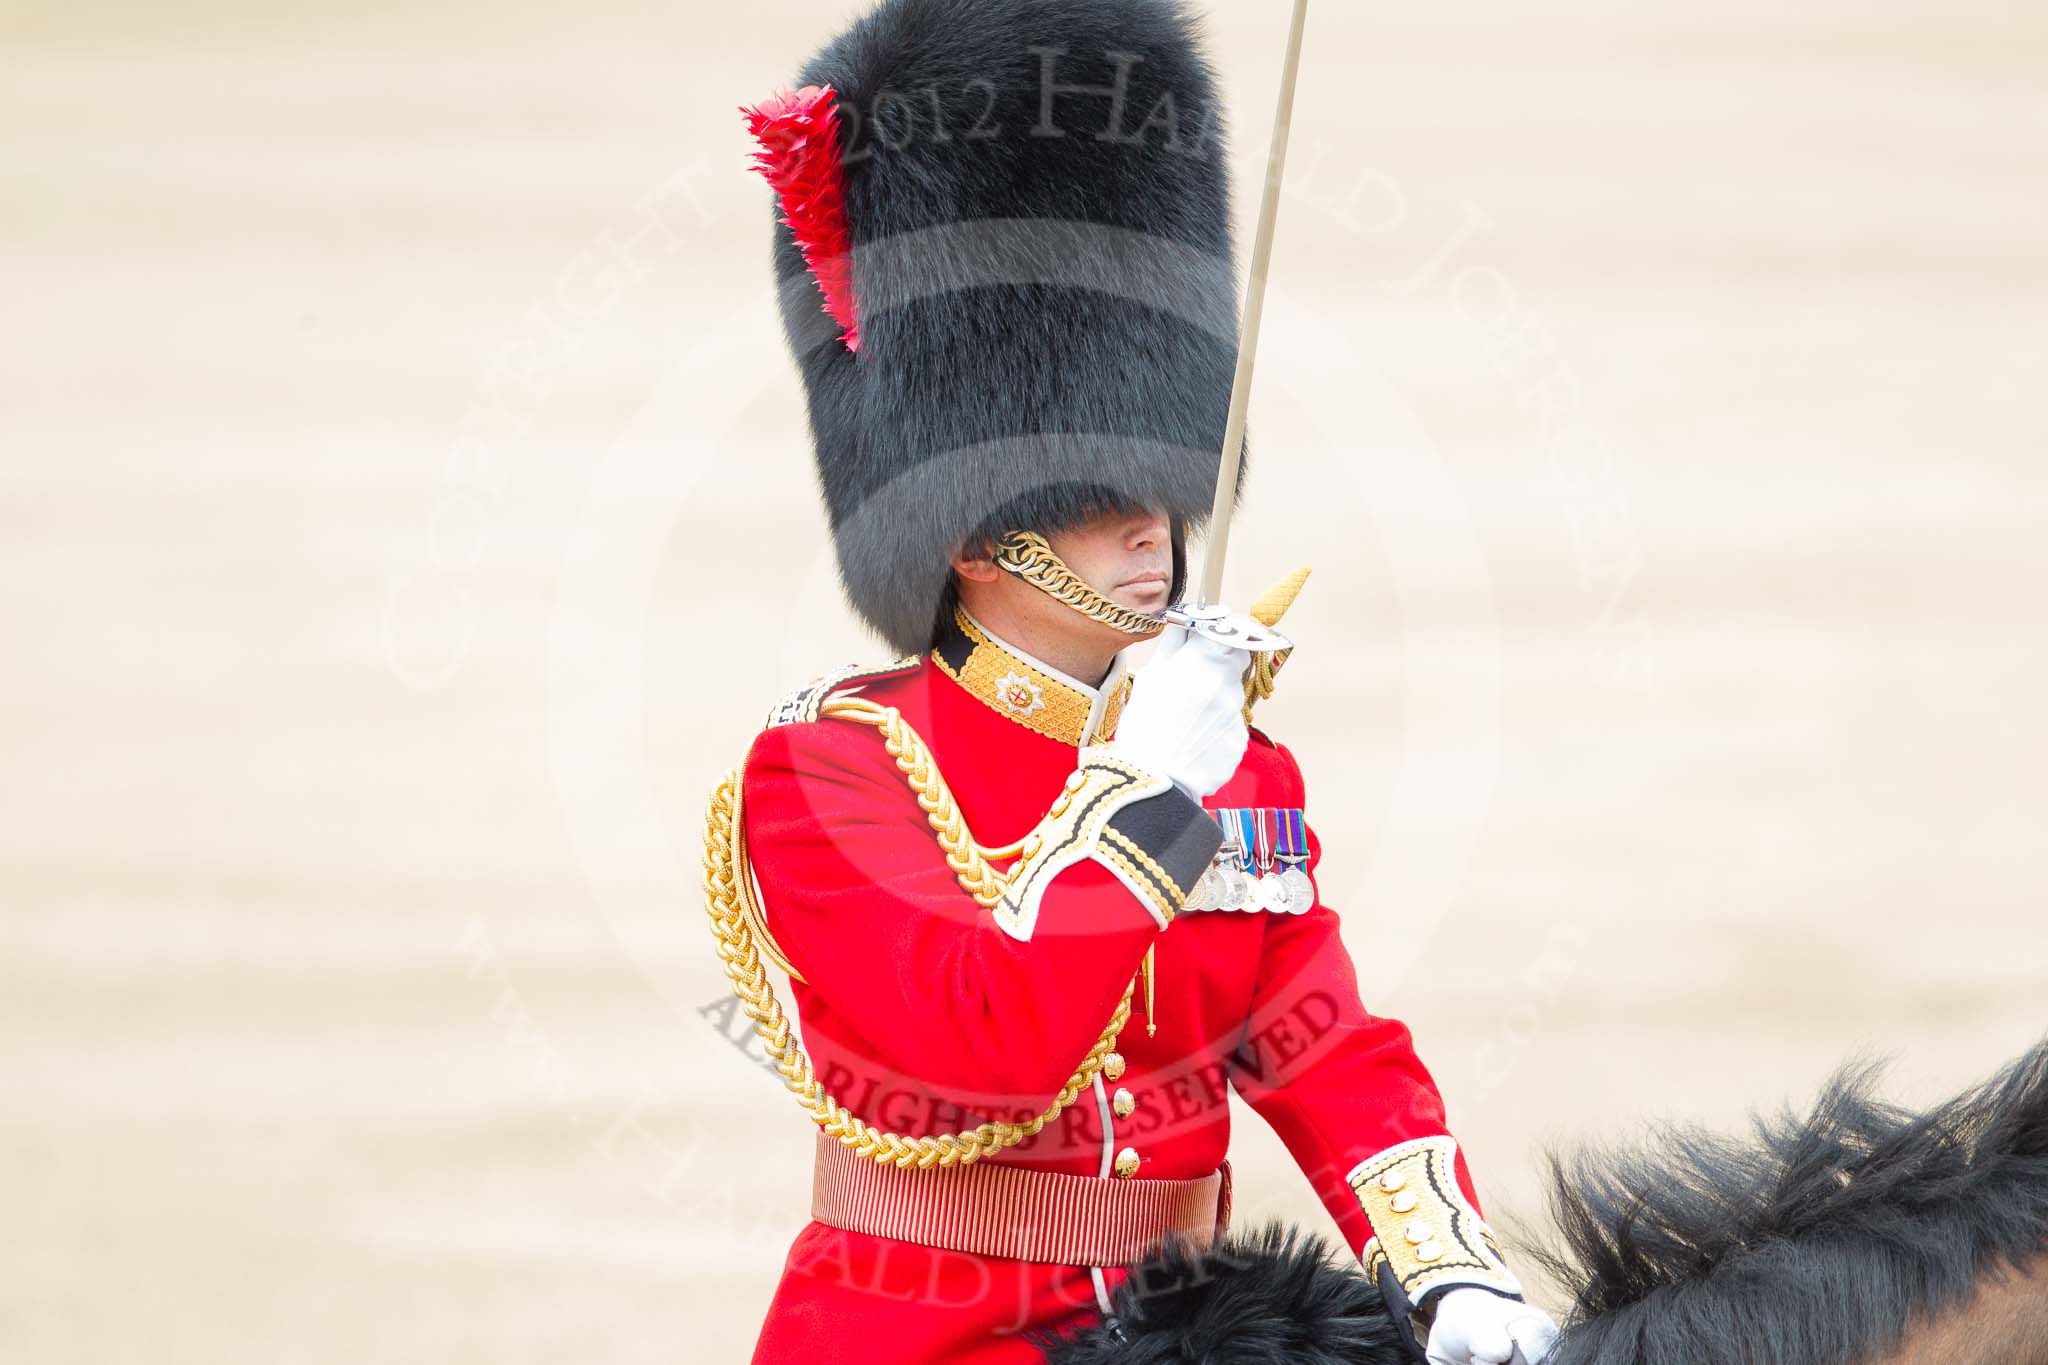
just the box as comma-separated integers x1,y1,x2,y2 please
1347,1135,1523,1307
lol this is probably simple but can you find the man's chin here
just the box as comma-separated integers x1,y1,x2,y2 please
1110,586,1172,618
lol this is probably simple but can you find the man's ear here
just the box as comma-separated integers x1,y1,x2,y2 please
949,535,1000,583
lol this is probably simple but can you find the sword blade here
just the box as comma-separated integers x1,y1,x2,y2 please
1197,0,1311,606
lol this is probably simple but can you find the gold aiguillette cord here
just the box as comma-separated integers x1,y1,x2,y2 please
1143,945,1157,1037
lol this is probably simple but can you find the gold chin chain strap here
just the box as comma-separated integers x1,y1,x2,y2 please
703,692,1134,1169
993,531,1168,637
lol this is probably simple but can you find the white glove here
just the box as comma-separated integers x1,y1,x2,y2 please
1112,622,1251,799
1426,1288,1560,1365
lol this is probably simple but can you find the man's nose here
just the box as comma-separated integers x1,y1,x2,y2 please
1125,511,1170,549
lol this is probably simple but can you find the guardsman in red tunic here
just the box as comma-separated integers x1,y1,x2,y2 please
714,2,1560,1361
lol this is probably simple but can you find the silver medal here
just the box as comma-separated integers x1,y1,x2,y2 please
1212,862,1248,911
1279,866,1315,914
1183,866,1218,913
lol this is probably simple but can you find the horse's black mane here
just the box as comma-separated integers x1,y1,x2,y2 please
1037,1224,1410,1365
1532,1040,2048,1365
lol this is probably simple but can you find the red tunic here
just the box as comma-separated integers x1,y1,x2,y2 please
741,614,1511,1362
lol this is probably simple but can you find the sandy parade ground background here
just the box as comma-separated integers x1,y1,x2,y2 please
6,0,2046,1359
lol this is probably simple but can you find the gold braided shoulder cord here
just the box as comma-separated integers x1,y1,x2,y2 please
703,693,1133,1169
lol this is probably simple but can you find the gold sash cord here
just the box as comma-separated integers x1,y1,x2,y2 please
703,693,1135,1169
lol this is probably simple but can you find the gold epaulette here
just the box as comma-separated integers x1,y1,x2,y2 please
765,654,922,730
745,656,921,980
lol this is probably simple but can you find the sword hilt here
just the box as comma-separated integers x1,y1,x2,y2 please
1159,602,1292,654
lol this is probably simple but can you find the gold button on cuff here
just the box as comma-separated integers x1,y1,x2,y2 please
1379,1170,1408,1194
1064,770,1090,794
1416,1240,1445,1263
1403,1222,1434,1245
1113,1147,1141,1179
1389,1190,1418,1214
1112,1088,1136,1119
1102,1052,1126,1082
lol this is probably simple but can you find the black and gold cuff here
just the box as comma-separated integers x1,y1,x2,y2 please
992,750,1223,939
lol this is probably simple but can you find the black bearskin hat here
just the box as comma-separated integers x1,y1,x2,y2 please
747,0,1243,653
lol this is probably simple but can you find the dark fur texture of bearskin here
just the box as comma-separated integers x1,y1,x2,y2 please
773,0,1243,652
1035,1225,1412,1365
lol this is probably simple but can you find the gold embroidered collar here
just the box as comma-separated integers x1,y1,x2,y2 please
931,609,1131,747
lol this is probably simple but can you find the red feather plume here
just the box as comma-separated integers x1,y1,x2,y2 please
742,85,861,353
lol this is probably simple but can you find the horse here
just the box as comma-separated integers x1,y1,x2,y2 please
1042,1041,2048,1365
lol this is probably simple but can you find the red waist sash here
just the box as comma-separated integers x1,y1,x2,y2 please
810,1132,1231,1268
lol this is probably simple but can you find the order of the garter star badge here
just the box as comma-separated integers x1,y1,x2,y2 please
991,671,1046,719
